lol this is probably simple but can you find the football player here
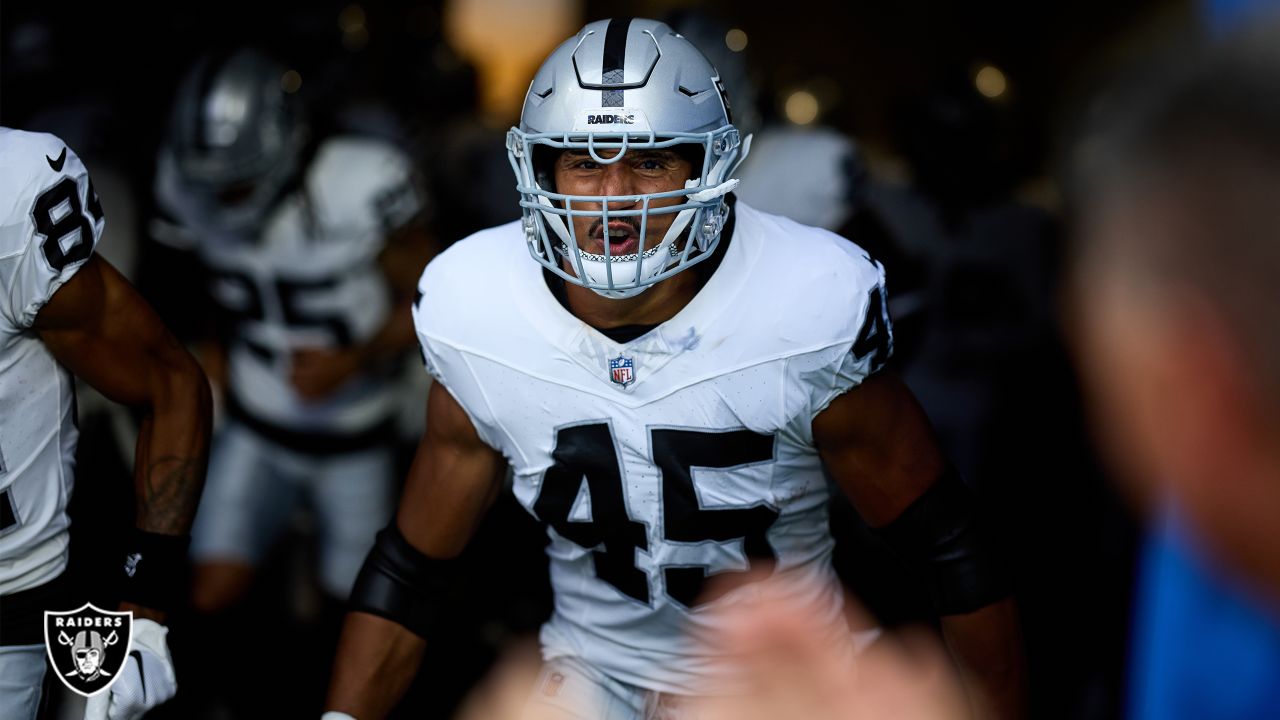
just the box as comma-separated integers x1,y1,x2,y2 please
325,19,1024,720
0,128,212,719
151,49,432,619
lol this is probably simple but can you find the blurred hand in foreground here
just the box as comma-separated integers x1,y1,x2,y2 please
456,576,969,720
690,575,969,720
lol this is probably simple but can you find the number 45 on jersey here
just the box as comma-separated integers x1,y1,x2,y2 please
535,424,780,608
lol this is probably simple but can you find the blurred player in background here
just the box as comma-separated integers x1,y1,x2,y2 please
149,48,433,714
324,18,1023,720
1072,22,1280,720
0,128,211,719
734,125,924,369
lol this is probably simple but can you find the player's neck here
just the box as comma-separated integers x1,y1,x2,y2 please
562,269,701,330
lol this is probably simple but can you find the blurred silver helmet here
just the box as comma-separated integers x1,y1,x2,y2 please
735,127,866,231
507,18,750,299
167,48,307,232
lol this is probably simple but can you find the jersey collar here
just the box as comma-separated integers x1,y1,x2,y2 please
518,197,755,394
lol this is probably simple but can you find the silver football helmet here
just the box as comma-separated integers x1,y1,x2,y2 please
507,18,750,299
166,48,307,232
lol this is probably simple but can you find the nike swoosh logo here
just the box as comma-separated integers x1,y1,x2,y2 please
47,147,67,172
129,650,147,703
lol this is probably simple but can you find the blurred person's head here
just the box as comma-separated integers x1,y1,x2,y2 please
165,48,309,233
507,18,748,300
1072,23,1280,599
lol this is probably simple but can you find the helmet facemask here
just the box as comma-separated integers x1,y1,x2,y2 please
507,19,751,299
508,123,746,299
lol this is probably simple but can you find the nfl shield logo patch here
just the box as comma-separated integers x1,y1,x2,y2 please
44,604,133,697
609,354,635,388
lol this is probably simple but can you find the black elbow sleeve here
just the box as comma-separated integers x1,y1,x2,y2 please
874,468,1012,616
347,525,458,639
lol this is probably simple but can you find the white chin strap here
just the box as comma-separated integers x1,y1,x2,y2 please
536,177,740,299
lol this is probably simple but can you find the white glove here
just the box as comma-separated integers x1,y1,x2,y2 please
321,713,357,720
83,619,177,720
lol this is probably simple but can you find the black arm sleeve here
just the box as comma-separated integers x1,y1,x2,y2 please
873,467,1013,616
346,524,460,638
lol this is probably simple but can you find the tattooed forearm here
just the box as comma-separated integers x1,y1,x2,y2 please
136,454,208,535
129,349,212,536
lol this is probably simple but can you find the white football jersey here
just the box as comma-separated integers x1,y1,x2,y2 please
155,137,422,433
0,128,104,595
413,202,892,693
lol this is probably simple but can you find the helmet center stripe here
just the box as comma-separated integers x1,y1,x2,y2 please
601,17,633,107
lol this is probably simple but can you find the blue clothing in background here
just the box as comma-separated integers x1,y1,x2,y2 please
1203,0,1278,34
1129,514,1280,719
